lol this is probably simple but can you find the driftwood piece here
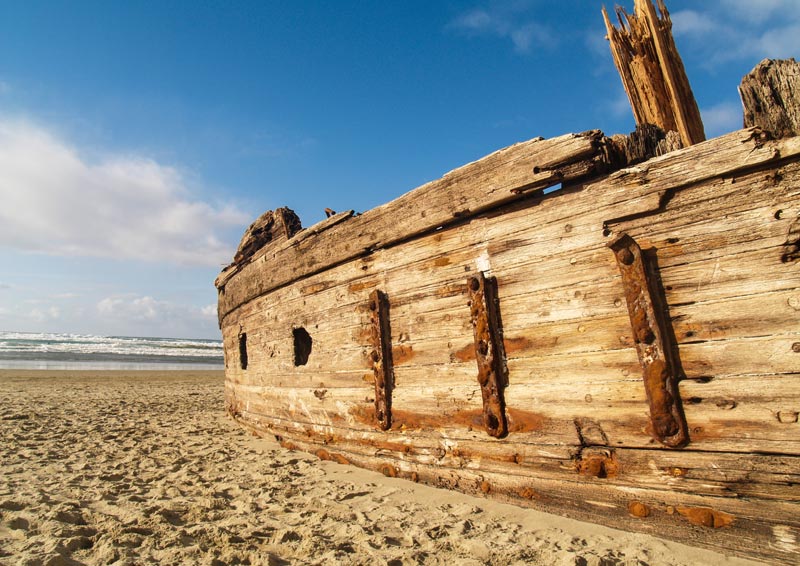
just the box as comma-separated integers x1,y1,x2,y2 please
740,58,800,139
603,0,705,147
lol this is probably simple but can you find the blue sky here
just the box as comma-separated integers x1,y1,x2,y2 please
0,0,798,339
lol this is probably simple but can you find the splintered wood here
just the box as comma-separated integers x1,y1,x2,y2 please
603,0,705,147
740,58,800,138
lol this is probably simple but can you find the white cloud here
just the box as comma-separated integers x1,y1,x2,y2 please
30,306,61,322
448,4,553,54
97,294,216,325
702,101,743,138
671,10,719,37
720,0,798,24
0,118,249,266
670,3,800,64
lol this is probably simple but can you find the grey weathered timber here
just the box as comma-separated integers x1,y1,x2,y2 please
740,58,800,139
217,123,800,563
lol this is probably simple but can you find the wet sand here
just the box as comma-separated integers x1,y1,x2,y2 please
0,370,759,565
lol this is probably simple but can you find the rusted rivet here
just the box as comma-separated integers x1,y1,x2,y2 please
369,301,377,311
480,481,491,494
469,277,481,292
584,394,593,403
577,324,586,333
792,342,800,353
477,340,489,355
564,224,573,233
370,350,380,362
614,298,622,307
628,501,650,518
618,248,635,265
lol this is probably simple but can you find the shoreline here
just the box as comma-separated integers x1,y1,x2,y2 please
0,371,759,565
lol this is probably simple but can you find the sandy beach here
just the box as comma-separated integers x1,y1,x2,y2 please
0,370,760,566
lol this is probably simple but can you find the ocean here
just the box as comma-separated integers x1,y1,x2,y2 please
0,331,224,370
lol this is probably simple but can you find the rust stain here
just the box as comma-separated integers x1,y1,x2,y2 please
518,487,540,500
410,472,420,483
676,506,735,528
437,283,467,298
301,281,331,295
628,501,650,518
576,449,619,478
433,257,451,267
350,405,544,435
452,343,476,362
280,440,298,451
503,336,533,355
506,408,546,433
666,467,688,478
480,481,492,494
392,344,415,365
379,463,398,478
348,279,379,293
332,453,350,465
315,448,331,461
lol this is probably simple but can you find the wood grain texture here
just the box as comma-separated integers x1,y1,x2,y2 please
603,0,705,146
219,128,800,563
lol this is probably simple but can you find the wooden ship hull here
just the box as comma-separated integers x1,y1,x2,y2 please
216,125,800,562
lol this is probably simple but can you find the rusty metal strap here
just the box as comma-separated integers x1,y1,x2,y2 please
467,273,509,438
368,289,394,430
609,234,689,448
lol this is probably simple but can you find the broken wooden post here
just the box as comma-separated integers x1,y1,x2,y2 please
603,0,705,147
740,58,800,139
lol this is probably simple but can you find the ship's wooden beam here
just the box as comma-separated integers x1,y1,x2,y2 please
217,127,798,324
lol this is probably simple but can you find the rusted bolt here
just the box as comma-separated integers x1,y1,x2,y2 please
628,501,650,518
469,277,481,292
564,224,573,233
618,248,635,265
584,394,593,403
614,298,622,307
480,480,491,494
370,350,380,363
477,340,489,356
369,300,377,311
792,342,800,353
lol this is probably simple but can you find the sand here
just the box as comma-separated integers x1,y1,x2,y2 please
0,370,760,566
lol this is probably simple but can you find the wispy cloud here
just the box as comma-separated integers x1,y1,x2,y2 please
448,3,553,54
97,295,217,324
0,117,249,267
671,3,800,64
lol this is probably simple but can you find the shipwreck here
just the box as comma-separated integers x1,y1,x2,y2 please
216,1,799,562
